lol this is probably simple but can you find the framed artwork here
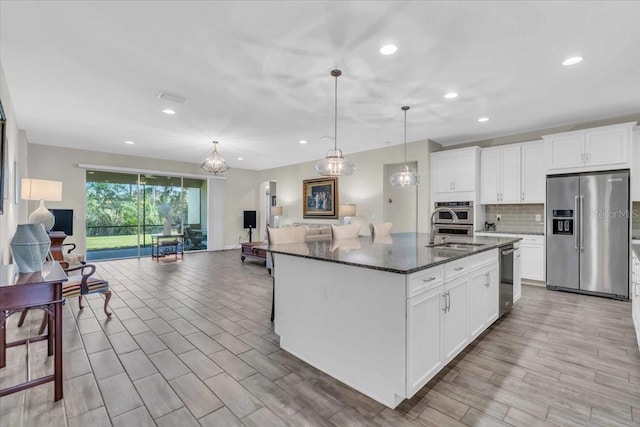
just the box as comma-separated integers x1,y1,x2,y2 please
0,97,6,214
303,177,338,219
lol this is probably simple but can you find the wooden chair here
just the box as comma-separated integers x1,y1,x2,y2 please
267,226,308,321
331,224,361,240
18,263,111,334
369,222,393,238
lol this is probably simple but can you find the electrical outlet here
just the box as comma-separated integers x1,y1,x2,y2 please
496,214,502,222
535,214,542,222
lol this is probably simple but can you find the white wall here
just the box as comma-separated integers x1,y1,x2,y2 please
26,144,260,253
0,63,29,264
258,139,441,235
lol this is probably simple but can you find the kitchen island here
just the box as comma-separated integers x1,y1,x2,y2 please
267,232,520,408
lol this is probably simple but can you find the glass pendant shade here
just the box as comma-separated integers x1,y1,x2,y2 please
390,105,419,187
201,140,229,174
317,69,355,177
315,149,356,177
390,164,420,187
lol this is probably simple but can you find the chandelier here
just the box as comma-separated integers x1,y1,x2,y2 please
315,69,355,177
201,140,230,174
390,106,420,187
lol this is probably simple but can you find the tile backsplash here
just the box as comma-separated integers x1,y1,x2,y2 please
483,204,545,234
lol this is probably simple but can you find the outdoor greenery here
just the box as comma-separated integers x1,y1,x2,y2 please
86,234,156,250
86,182,184,237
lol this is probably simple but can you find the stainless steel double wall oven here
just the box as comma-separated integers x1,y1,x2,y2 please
433,201,474,237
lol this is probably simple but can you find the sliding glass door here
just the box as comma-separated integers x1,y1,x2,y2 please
86,170,208,261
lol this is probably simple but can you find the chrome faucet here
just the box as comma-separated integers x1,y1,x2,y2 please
429,208,459,245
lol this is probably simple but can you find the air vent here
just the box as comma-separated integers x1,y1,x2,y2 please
157,92,187,104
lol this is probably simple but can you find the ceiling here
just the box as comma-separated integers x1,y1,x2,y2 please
1,1,640,171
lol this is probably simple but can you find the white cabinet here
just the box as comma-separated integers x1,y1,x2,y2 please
432,147,480,196
468,264,499,340
443,276,469,362
632,249,640,351
513,248,522,302
519,236,545,281
406,249,499,397
406,286,443,397
481,146,521,204
521,141,545,203
544,122,634,172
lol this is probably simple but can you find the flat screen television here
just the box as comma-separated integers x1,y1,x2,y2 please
50,209,74,236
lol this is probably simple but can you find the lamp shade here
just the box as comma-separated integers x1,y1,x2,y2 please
339,204,357,217
271,206,283,216
21,178,63,201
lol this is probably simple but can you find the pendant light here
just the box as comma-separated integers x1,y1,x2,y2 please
390,106,420,187
315,69,356,177
201,140,230,174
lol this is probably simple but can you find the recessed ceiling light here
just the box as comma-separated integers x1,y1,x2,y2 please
299,140,308,144
478,117,489,123
162,109,176,115
562,56,583,66
380,44,398,55
237,157,244,161
444,92,458,99
125,140,135,144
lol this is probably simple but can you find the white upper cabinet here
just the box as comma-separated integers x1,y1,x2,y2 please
521,141,545,203
633,128,640,201
431,147,480,197
480,145,521,204
544,122,634,173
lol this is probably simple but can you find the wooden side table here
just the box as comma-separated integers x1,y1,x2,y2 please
241,242,267,264
151,234,184,262
48,231,67,262
0,262,67,401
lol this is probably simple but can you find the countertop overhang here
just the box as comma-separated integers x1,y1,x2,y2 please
265,232,521,274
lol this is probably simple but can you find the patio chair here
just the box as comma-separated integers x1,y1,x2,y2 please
184,225,205,250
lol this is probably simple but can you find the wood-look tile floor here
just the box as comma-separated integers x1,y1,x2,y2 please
1,250,639,426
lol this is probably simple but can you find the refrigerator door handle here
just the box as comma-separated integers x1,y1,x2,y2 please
580,195,584,251
574,196,579,250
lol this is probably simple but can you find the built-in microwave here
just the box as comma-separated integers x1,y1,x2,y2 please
434,223,474,237
434,201,474,224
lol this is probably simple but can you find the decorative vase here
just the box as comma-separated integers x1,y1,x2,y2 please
163,218,172,235
10,224,51,273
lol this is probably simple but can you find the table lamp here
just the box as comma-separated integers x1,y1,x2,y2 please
339,203,357,225
21,178,63,231
271,206,283,228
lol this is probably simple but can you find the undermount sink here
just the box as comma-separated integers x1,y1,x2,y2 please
425,242,486,249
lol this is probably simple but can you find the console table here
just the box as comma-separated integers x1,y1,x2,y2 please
241,242,267,264
0,262,67,401
151,234,184,262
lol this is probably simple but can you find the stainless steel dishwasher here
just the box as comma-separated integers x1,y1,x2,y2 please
499,243,518,317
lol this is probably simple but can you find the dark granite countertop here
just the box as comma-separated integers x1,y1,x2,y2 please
265,232,521,274
475,230,544,236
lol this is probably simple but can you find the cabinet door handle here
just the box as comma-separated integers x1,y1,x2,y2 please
581,153,585,162
442,294,448,312
585,152,589,162
484,272,490,287
446,291,451,312
522,192,525,201
454,266,464,271
422,277,437,283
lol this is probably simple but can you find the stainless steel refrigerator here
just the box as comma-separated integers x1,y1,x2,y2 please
546,170,629,299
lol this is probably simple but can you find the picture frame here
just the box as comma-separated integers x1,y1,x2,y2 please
302,177,338,219
0,97,6,215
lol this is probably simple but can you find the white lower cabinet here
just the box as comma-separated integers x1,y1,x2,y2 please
406,250,499,397
443,276,469,362
514,248,522,302
406,286,443,397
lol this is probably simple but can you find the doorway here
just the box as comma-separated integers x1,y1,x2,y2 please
383,162,418,233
